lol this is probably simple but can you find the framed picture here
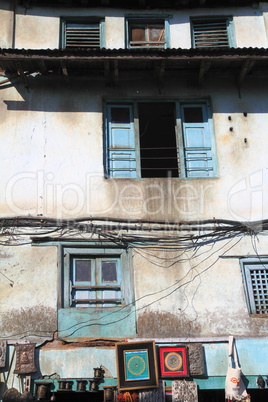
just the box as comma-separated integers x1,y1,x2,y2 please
116,341,158,391
158,346,189,377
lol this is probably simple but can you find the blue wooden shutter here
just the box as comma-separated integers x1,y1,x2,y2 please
181,104,214,177
107,104,137,178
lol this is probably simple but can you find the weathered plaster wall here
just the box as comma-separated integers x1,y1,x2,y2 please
0,4,13,48
0,73,267,222
0,244,58,339
134,235,268,338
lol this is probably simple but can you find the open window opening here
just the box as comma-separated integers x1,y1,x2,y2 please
128,19,166,48
138,102,178,178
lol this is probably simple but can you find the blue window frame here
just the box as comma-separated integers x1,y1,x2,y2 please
59,245,136,339
71,256,122,307
105,100,217,179
240,258,268,315
191,17,235,48
126,16,170,49
61,18,105,49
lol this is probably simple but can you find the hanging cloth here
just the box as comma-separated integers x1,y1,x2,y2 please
225,336,248,401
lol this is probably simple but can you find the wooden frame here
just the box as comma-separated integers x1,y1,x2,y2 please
158,346,189,377
116,341,158,391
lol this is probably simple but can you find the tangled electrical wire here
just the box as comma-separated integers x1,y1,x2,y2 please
0,215,267,340
0,215,266,248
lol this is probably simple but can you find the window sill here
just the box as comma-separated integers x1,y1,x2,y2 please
249,314,268,318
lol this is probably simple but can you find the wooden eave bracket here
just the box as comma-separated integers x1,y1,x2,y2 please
39,60,48,75
238,59,255,86
16,61,29,89
104,60,111,84
155,60,166,83
60,60,69,83
113,60,119,85
198,60,211,87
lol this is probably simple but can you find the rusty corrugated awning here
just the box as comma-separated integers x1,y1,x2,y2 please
0,47,267,87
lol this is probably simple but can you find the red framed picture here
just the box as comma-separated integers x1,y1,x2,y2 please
158,346,189,377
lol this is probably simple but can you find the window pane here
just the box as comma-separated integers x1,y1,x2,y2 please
111,107,130,123
75,260,91,282
148,25,165,42
131,27,146,42
183,107,204,123
102,261,117,282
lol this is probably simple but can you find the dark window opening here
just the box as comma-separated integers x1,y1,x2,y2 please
138,102,178,178
111,107,130,124
183,106,204,123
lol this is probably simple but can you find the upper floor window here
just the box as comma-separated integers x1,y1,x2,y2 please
191,17,235,48
240,258,268,315
61,18,105,49
105,101,217,179
126,17,169,48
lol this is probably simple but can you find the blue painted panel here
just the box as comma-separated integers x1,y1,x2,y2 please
58,304,136,340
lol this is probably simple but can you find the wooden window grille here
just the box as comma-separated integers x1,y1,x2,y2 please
192,18,230,48
241,260,268,314
65,22,101,48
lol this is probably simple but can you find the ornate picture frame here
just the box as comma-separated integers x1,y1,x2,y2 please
158,346,189,377
116,341,158,391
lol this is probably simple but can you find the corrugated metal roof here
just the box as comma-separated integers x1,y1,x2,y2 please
0,47,267,87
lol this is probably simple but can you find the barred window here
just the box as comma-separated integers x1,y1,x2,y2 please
240,259,268,315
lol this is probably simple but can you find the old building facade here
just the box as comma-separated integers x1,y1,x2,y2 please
0,0,268,401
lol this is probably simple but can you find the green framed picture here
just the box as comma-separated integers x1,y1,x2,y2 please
116,341,158,391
